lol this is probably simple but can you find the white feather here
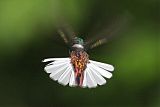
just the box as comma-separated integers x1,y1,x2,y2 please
49,63,69,80
42,58,70,62
89,63,112,79
43,57,77,87
86,68,97,88
46,60,68,66
58,64,73,85
69,69,76,87
43,58,114,88
82,69,87,88
90,60,114,71
88,64,106,85
44,61,68,73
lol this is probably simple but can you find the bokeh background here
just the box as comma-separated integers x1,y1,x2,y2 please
0,0,159,107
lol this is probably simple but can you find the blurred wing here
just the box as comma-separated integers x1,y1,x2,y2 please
89,38,107,49
82,60,114,88
42,58,76,86
57,22,76,45
85,12,132,50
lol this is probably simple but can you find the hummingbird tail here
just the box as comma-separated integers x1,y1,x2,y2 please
43,58,76,87
42,58,114,88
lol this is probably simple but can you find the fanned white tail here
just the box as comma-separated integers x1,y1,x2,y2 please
43,58,114,88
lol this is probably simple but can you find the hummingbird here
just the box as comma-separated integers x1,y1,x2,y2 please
42,29,114,88
42,12,131,88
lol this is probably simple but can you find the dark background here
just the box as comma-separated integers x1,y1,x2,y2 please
0,0,159,107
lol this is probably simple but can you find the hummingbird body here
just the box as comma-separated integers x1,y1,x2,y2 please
70,50,89,86
70,37,89,86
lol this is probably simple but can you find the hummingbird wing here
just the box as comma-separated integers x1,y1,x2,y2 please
85,12,132,50
57,22,76,46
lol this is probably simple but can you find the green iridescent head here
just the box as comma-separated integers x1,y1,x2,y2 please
71,37,84,50
72,37,84,45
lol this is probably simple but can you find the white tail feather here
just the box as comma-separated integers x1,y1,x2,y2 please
44,61,68,73
88,64,106,85
82,69,87,88
82,60,114,88
58,66,72,85
89,63,112,79
43,58,114,88
49,63,69,80
69,69,76,87
90,60,114,71
86,68,97,88
46,60,68,66
42,58,70,62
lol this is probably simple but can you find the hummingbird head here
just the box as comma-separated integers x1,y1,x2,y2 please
71,37,84,51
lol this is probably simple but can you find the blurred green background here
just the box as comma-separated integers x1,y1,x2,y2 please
0,0,159,107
